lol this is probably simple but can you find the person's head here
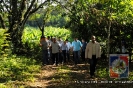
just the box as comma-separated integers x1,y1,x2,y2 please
65,39,68,42
58,37,61,41
41,36,45,40
47,36,50,40
82,39,85,42
74,37,78,41
91,35,96,43
64,41,66,44
53,37,56,43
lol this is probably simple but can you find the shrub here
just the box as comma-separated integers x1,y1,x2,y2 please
0,29,41,82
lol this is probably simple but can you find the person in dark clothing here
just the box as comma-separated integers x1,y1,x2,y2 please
81,39,87,62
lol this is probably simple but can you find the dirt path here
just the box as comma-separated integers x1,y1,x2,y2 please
25,65,58,88
24,62,133,88
24,63,106,88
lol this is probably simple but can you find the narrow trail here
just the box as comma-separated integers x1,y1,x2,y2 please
23,61,133,88
24,63,105,88
25,65,58,88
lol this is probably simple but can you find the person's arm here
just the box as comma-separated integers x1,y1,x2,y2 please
85,43,89,59
80,41,82,47
57,42,61,52
39,40,42,46
71,42,74,52
98,43,101,58
66,44,68,51
69,42,72,50
50,42,52,49
60,43,63,52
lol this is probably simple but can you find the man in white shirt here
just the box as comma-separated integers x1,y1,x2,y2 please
51,38,60,66
85,35,101,78
61,41,68,64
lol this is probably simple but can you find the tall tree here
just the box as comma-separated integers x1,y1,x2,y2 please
57,0,133,50
0,0,55,53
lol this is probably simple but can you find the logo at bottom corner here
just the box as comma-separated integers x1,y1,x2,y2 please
109,54,128,78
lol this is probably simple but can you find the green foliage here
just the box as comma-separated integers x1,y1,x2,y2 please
0,29,12,56
0,83,25,88
0,29,6,53
0,55,40,82
0,29,40,83
97,68,108,78
21,26,72,61
56,0,133,53
22,26,72,44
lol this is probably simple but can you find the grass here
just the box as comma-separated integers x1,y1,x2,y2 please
0,55,41,87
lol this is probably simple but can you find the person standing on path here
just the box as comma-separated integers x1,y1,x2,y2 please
66,39,72,62
60,41,68,64
81,39,87,62
85,35,101,78
47,36,52,62
57,37,63,64
40,36,49,65
50,38,60,66
76,38,82,62
72,38,82,66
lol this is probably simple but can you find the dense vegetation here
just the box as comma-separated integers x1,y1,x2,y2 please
0,26,71,87
21,26,71,60
0,29,40,87
0,0,133,87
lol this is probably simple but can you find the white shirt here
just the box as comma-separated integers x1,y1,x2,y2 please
57,40,63,47
47,39,52,45
61,43,68,50
66,42,72,50
47,39,52,49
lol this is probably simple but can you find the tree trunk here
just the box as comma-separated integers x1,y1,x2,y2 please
8,24,24,54
1,0,51,54
0,15,6,29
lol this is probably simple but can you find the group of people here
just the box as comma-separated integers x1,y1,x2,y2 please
40,35,101,78
40,36,72,66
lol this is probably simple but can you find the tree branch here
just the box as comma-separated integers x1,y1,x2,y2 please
24,0,36,19
55,0,73,14
2,1,10,13
20,0,26,12
30,0,50,14
35,20,42,31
